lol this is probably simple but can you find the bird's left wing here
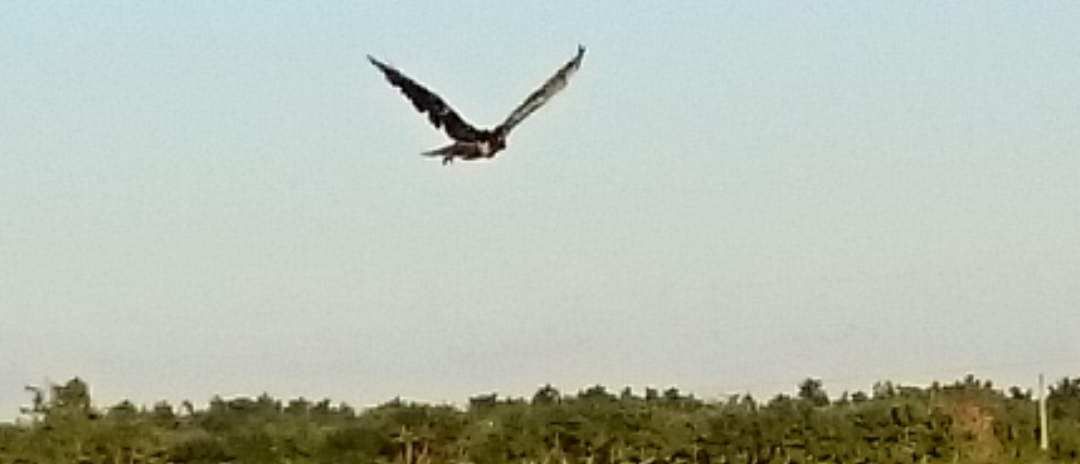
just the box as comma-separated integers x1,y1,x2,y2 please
368,56,483,142
497,46,586,135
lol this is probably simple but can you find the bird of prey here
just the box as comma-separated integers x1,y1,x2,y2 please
368,46,585,165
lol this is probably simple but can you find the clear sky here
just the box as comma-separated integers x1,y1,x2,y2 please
2,1,1079,417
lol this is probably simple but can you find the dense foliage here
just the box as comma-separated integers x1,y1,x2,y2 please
2,375,1079,464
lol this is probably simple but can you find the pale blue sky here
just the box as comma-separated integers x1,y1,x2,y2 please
2,1,1079,416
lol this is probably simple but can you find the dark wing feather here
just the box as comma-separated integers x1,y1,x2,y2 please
368,56,482,142
497,46,586,135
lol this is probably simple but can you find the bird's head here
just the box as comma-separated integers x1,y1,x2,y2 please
491,135,507,152
485,129,508,154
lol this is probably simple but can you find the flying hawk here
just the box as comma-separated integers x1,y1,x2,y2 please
368,46,585,165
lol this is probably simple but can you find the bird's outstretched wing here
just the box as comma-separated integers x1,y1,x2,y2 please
368,56,482,142
497,46,586,135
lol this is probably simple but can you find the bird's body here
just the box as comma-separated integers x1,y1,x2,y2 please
420,131,505,164
369,46,585,165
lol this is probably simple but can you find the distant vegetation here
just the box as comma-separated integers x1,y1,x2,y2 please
2,375,1080,464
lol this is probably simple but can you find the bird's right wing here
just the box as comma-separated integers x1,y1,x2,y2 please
368,56,482,142
497,46,586,135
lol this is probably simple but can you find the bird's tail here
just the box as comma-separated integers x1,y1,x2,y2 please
421,143,469,165
420,144,455,158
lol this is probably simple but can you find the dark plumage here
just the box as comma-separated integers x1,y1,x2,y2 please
368,46,585,165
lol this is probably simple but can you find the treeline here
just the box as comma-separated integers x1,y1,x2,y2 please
2,375,1080,464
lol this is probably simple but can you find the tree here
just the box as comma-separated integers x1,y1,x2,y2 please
5,377,1080,464
532,384,562,405
797,378,830,407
